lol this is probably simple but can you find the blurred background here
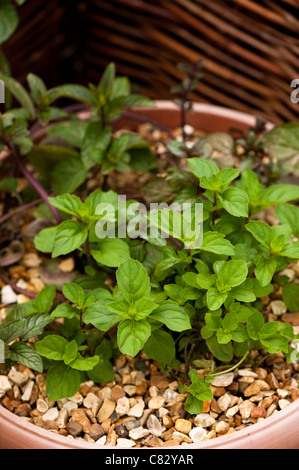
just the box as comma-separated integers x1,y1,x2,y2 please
2,0,299,124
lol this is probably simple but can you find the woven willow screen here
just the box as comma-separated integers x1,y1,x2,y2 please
3,0,299,124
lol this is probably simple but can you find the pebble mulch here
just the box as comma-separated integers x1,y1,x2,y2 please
1,349,299,448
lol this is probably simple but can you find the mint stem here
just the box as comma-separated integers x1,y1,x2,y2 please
7,142,62,224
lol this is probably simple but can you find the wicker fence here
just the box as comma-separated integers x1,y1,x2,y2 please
3,0,299,124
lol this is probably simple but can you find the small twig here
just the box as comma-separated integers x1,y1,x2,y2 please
0,272,37,299
7,142,61,224
208,352,249,378
0,197,44,226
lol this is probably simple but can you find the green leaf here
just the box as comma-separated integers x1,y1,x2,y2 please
52,157,88,194
116,258,151,303
187,158,219,179
133,298,159,320
206,288,227,310
48,194,85,219
91,239,130,268
143,329,176,364
245,220,273,248
196,273,216,290
216,328,232,344
254,257,277,287
262,184,299,206
47,120,87,148
150,301,191,331
200,168,239,192
46,362,81,401
83,299,122,331
282,284,299,312
0,319,26,343
275,204,299,238
229,287,256,302
0,176,18,193
0,1,18,45
52,220,88,257
218,187,248,217
21,313,53,342
117,319,151,356
206,334,233,361
98,62,115,96
34,226,57,253
87,357,114,383
34,285,56,314
46,84,96,106
63,340,78,365
69,353,99,371
9,343,43,372
260,334,289,354
0,72,35,119
51,303,78,319
218,260,248,288
200,231,235,256
263,123,299,161
188,378,213,402
223,311,238,331
35,335,68,360
279,242,299,259
247,311,264,340
184,393,204,415
205,312,222,331
62,283,85,306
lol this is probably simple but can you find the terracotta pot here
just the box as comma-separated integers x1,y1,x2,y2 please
1,101,297,450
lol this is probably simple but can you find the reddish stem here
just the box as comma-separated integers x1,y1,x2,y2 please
7,142,61,224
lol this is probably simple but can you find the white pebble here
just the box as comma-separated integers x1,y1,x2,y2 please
189,426,207,442
116,438,136,448
42,407,59,422
1,285,17,305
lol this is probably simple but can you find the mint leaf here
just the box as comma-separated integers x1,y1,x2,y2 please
46,362,81,401
218,187,248,217
35,335,68,360
62,283,85,306
150,301,191,331
187,158,219,179
21,313,53,342
206,288,227,311
200,231,235,256
34,226,57,253
91,238,130,268
276,204,299,238
63,340,78,365
52,220,88,257
83,300,122,331
87,357,114,383
143,329,175,364
9,343,43,372
48,194,85,219
245,220,273,248
116,258,151,303
69,353,99,371
282,284,299,312
254,257,277,287
50,304,78,319
117,319,151,356
218,260,248,288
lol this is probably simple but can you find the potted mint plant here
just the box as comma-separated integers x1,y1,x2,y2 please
1,58,299,449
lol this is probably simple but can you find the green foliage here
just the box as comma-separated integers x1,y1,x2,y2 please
1,58,299,414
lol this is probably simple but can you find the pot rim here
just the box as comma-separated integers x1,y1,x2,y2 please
0,394,298,449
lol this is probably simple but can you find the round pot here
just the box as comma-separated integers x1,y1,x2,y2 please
1,101,297,450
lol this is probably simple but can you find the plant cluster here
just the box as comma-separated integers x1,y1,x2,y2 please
1,57,299,416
